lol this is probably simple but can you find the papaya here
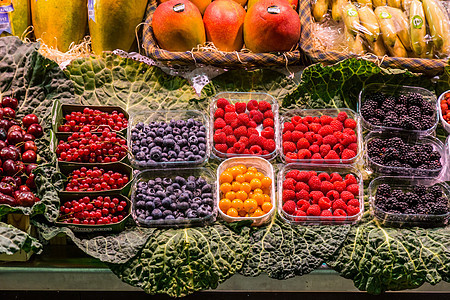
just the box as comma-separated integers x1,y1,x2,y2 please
0,0,30,38
31,0,87,52
89,0,148,54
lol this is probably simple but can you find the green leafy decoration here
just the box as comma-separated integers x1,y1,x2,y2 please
240,217,350,279
109,224,250,297
0,222,42,255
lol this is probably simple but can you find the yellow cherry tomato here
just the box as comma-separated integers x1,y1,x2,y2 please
252,208,265,217
248,192,254,199
235,174,245,183
240,182,251,194
262,201,273,213
220,172,233,184
236,164,247,173
250,178,262,190
238,209,248,217
261,177,272,188
244,172,255,182
262,188,271,196
244,199,258,213
225,191,236,200
220,183,232,194
255,172,265,180
229,166,243,178
231,181,241,192
235,190,248,201
231,199,244,211
227,207,238,217
253,193,265,206
248,166,258,173
219,198,232,212
264,194,271,203
253,188,263,194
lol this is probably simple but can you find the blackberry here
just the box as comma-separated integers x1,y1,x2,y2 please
377,184,392,198
421,101,434,116
399,116,421,130
381,97,396,112
386,137,404,150
407,93,424,106
375,195,388,210
427,185,443,199
385,160,403,167
391,189,405,202
416,203,429,214
420,115,435,130
420,194,435,206
368,117,382,126
413,185,427,196
397,94,408,105
383,147,400,162
429,151,441,161
374,109,385,120
404,208,416,214
402,151,420,167
366,92,386,104
372,156,384,165
368,138,385,150
383,115,400,127
436,196,448,206
408,106,421,120
426,161,442,170
417,144,433,154
368,146,382,158
428,202,448,215
404,192,420,206
394,104,408,116
393,201,409,213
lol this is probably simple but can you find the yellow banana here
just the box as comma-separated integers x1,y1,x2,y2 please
357,0,372,9
385,7,411,51
409,0,427,56
342,2,360,35
332,0,346,21
312,0,330,22
367,37,387,56
422,0,450,53
387,0,402,9
402,0,412,11
375,6,397,47
345,30,365,55
372,0,386,7
387,36,408,57
358,5,380,43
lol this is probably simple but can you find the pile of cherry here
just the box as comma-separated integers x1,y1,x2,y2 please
0,96,43,207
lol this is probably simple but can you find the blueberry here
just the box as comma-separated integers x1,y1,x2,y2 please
197,131,206,138
159,121,167,128
182,146,189,152
187,119,195,127
136,122,145,130
147,142,155,149
152,209,163,219
179,192,190,202
197,137,206,144
195,121,203,127
191,126,199,132
198,144,206,151
202,184,212,193
138,182,148,189
177,202,189,211
154,137,163,146
136,152,146,160
151,151,162,161
145,201,155,210
161,152,168,159
202,193,213,199
170,202,177,211
182,132,189,139
140,140,148,147
164,126,173,134
186,210,198,218
161,158,168,162
163,209,173,217
178,151,185,158
191,145,199,155
136,193,145,201
163,139,175,148
138,132,146,139
188,155,196,161
171,183,180,190
165,215,175,220
131,132,139,141
148,131,156,138
140,146,149,154
136,200,146,208
155,190,166,199
146,137,153,144
175,176,187,186
169,194,177,200
162,178,172,186
193,189,202,197
173,128,181,135
176,120,186,128
147,180,155,187
192,197,202,204
154,198,162,208
167,151,177,159
198,151,206,157
190,202,199,210
203,198,214,206
155,177,162,184
154,184,163,191
132,146,140,154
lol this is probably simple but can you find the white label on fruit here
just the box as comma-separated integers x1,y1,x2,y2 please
173,3,185,12
267,5,280,14
88,0,95,22
347,8,357,17
0,13,11,34
380,11,391,19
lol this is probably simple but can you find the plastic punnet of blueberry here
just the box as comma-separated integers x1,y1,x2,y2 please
130,118,207,167
134,175,214,224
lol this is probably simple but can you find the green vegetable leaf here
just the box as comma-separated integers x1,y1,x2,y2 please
240,217,350,279
109,223,250,297
0,222,42,255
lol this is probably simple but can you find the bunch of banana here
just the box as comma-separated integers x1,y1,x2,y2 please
312,0,330,22
422,0,450,54
357,4,387,55
386,7,412,51
342,2,367,54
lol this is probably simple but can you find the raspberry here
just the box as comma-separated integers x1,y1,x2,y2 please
234,142,246,153
227,147,236,153
297,149,312,159
321,181,333,194
224,112,238,124
303,115,313,124
318,197,332,210
337,111,348,122
249,145,263,155
297,171,312,182
248,120,257,128
295,181,310,192
213,132,227,144
283,178,296,190
342,149,356,160
243,149,250,154
347,205,360,216
330,173,343,183
230,119,239,129
286,170,300,179
307,204,321,216
263,139,276,153
344,118,357,129
319,144,331,157
286,152,297,160
226,135,237,147
344,174,358,185
283,122,295,133
340,191,355,203
324,150,339,160
333,143,344,155
234,126,248,139
309,144,320,153
222,125,233,136
262,150,269,155
237,113,250,125
283,141,297,154
318,125,333,137
312,134,323,146
297,199,310,211
323,135,338,146
347,198,360,207
309,123,322,134
291,131,304,143
282,190,296,202
216,98,230,109
264,110,274,119
310,191,324,204
291,116,302,126
332,199,347,211
333,209,347,217
224,104,235,113
247,99,258,111
294,209,307,221
295,123,309,133
340,134,353,146
261,127,275,139
304,132,315,144
258,101,272,112
215,143,227,153
320,210,333,217
235,102,247,114
318,172,330,181
263,118,274,128
330,120,344,132
282,200,296,214
346,184,360,196
214,118,226,129
239,136,249,147
333,181,346,193
333,131,343,140
308,176,322,191
296,137,310,150
249,110,264,124
311,153,322,160
347,143,358,152
326,190,340,201
255,136,266,147
214,108,225,119
247,127,258,136
296,189,310,201
320,115,333,125
282,131,292,142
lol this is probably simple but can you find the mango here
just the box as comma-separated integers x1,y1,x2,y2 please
203,0,245,51
231,0,248,6
89,0,148,54
248,0,297,11
152,0,206,52
31,0,87,52
189,0,211,14
0,0,30,38
244,0,301,53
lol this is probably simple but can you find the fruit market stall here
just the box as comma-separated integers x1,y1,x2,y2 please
0,0,449,297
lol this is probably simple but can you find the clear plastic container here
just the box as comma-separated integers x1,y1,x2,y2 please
127,110,210,169
358,83,438,136
368,176,450,228
365,132,445,177
216,157,276,226
278,108,362,165
277,164,364,225
209,92,279,161
130,168,217,228
438,90,450,134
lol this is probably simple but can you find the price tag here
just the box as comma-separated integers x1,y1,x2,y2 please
267,5,280,14
88,0,95,22
173,3,185,12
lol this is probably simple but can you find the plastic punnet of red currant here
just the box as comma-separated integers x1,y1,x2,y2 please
58,108,128,133
65,166,129,192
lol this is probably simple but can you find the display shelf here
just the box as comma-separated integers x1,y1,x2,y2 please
0,244,449,293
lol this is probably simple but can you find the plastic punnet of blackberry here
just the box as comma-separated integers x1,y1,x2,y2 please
402,151,421,167
407,93,424,106
408,106,421,120
427,185,443,199
381,97,396,112
376,183,391,198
